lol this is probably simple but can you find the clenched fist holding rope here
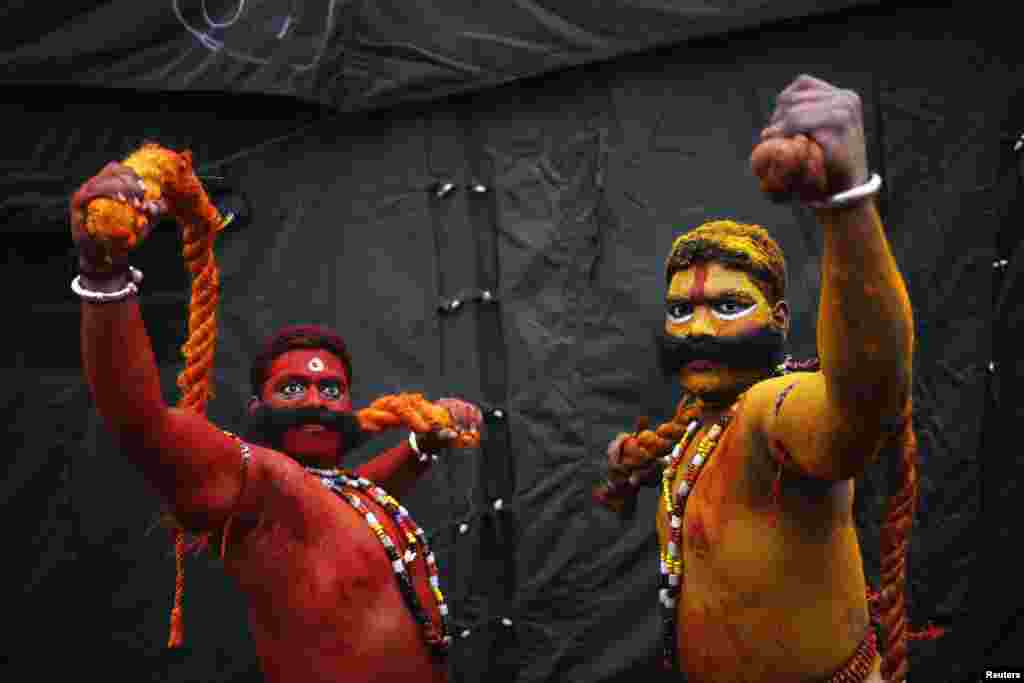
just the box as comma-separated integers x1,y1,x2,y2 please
593,416,694,516
750,74,871,206
70,159,167,276
358,394,482,450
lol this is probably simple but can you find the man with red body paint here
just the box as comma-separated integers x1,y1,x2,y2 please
72,163,482,683
600,74,915,682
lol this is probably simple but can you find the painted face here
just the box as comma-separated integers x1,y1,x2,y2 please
665,262,786,398
260,349,353,466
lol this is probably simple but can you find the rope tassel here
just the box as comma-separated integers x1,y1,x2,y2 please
168,529,187,648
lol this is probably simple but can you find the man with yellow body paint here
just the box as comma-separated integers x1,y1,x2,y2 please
598,74,915,683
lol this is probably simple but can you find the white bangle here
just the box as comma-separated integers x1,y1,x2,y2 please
807,173,882,209
71,267,143,303
408,432,439,464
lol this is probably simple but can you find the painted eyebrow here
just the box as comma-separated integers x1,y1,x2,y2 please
273,374,347,388
666,289,758,304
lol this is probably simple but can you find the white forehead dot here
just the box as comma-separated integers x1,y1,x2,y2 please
308,357,325,373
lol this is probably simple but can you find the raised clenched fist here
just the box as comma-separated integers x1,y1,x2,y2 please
750,74,869,204
416,397,483,452
70,162,166,273
435,398,484,432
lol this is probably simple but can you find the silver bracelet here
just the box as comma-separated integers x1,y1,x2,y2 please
71,267,143,303
408,431,439,464
807,173,882,209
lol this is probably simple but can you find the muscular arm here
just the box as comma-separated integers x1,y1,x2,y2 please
355,441,432,498
356,398,481,497
745,76,914,482
81,294,253,530
750,201,914,480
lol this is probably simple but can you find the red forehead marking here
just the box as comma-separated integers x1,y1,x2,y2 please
268,349,348,384
688,263,709,302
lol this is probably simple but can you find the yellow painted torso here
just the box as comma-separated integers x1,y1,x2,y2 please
655,401,881,682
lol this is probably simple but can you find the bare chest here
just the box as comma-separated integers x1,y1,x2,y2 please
220,471,448,681
231,485,405,615
668,440,738,558
658,422,779,578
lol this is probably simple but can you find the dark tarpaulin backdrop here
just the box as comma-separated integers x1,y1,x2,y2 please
3,3,1021,682
0,0,876,113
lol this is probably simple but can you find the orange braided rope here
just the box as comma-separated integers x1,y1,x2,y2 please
877,412,918,682
168,150,222,648
651,399,920,681
356,393,481,448
171,530,187,645
599,385,925,681
86,143,224,648
751,134,924,680
87,147,478,649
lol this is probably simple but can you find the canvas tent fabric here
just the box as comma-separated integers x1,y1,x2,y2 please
2,3,1020,682
1,0,875,113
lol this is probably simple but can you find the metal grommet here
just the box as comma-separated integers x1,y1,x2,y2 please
501,617,513,627
493,499,504,511
458,522,469,534
434,181,456,198
450,299,462,312
469,182,489,194
492,409,504,419
480,290,494,302
993,259,1009,270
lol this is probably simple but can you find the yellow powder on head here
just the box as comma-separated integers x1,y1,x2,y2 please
666,220,787,304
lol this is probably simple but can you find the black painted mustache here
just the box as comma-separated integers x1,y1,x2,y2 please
244,404,369,452
658,324,786,376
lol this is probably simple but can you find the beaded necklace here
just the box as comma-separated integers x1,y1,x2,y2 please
306,466,452,656
658,405,736,670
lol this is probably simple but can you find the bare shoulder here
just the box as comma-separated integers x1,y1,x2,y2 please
748,381,869,539
731,377,796,495
246,441,310,491
228,439,330,533
740,371,827,445
737,372,851,495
